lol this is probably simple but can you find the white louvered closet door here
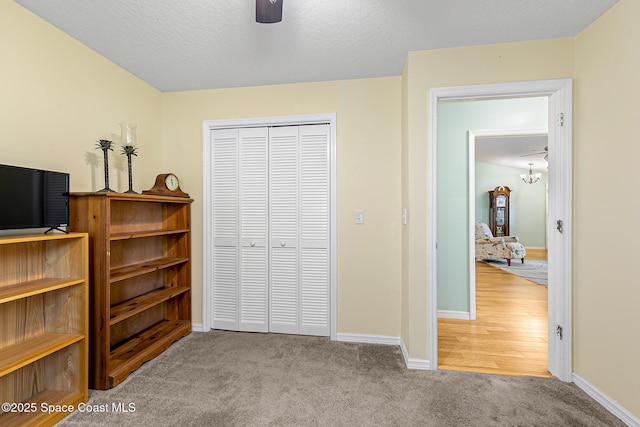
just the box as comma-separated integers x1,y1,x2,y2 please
212,123,330,337
211,128,269,332
299,124,330,336
238,127,269,332
211,128,239,331
269,124,330,336
269,126,300,334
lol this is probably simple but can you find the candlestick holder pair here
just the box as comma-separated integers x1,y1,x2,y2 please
96,123,139,193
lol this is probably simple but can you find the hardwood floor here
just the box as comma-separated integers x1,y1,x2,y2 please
438,249,550,377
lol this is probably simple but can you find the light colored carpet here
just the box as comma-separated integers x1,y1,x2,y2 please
482,259,548,286
57,330,624,426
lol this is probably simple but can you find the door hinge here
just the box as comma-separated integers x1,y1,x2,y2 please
556,325,563,340
556,112,565,127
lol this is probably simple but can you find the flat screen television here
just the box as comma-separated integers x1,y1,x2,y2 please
0,164,69,233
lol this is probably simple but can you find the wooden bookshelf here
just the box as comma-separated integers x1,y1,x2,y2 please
109,319,191,386
69,192,192,389
0,233,88,426
109,286,190,325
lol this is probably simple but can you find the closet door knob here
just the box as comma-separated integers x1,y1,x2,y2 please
280,241,286,247
250,241,256,247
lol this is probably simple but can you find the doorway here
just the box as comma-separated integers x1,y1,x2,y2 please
469,128,549,319
440,125,550,376
427,79,573,381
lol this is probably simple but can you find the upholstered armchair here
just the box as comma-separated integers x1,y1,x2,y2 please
475,222,526,266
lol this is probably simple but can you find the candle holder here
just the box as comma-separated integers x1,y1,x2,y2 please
95,139,114,192
120,123,137,145
120,145,139,194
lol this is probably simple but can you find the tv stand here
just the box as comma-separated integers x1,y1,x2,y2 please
45,226,69,234
0,233,88,425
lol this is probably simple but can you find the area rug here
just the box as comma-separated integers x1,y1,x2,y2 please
482,259,548,286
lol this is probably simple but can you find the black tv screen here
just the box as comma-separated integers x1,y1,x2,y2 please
0,164,69,232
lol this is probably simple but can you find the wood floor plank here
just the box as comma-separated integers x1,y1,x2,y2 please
438,250,550,378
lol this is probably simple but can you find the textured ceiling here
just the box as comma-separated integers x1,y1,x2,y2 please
15,0,618,92
476,134,549,173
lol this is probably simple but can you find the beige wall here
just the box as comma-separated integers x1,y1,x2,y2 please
401,38,575,358
0,2,162,195
161,78,403,334
574,0,640,416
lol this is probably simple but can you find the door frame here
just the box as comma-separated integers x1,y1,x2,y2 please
201,113,338,339
428,79,573,381
467,128,548,320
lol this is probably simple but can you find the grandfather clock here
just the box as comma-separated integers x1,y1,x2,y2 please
488,186,511,237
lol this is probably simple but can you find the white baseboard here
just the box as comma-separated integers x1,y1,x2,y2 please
437,310,470,320
573,372,640,427
335,333,430,370
191,323,205,332
400,339,430,370
336,333,401,346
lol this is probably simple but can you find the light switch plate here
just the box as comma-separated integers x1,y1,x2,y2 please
402,208,407,225
355,210,364,224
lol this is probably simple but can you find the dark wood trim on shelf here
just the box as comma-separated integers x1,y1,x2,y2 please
69,191,192,203
109,257,190,283
109,286,190,325
110,228,189,241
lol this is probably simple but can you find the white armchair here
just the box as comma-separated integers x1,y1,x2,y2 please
475,222,526,266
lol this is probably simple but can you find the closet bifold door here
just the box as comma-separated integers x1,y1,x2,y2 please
211,128,239,331
269,126,300,334
299,124,330,336
211,127,269,332
269,124,330,336
238,127,269,332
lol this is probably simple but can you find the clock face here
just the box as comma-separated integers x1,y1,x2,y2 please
165,174,179,191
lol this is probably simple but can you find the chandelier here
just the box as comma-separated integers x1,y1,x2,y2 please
521,163,541,184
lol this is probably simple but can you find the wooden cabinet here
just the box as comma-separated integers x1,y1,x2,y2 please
69,193,192,390
488,186,511,237
0,233,88,426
